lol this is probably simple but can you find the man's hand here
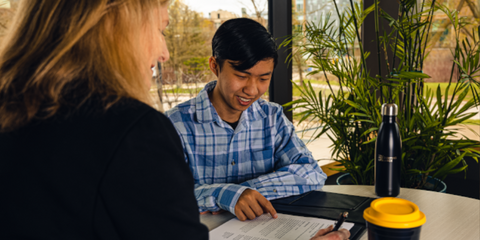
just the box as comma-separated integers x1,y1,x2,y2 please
234,189,278,221
310,225,350,240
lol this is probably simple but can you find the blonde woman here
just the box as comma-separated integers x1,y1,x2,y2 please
0,0,208,239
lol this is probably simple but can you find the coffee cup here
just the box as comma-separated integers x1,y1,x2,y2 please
363,197,426,240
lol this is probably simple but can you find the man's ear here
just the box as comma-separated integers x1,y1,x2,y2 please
209,56,219,76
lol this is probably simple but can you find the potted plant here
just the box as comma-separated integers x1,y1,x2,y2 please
282,0,480,190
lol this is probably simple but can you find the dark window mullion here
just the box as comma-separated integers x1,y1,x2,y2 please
268,0,293,121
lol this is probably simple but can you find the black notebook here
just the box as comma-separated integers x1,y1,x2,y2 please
271,191,376,240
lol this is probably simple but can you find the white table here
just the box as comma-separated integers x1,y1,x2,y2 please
200,185,480,240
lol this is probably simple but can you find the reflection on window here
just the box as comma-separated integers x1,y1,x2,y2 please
423,0,478,85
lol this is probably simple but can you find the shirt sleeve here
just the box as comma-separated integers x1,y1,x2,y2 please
97,110,208,240
194,183,251,214
239,109,327,200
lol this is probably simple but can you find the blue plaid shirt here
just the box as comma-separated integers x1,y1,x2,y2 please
165,81,326,215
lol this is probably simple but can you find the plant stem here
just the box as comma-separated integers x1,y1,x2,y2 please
414,0,426,69
412,1,420,69
349,0,368,79
331,1,347,96
374,0,383,84
420,0,437,69
391,3,402,74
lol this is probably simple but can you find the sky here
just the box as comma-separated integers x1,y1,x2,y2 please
183,0,268,18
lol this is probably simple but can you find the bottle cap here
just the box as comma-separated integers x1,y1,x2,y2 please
381,103,398,116
363,197,426,229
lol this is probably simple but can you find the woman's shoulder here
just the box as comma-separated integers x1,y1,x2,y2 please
41,97,171,141
76,97,163,124
92,98,172,134
106,98,159,120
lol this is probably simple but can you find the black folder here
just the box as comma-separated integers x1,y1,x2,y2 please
271,191,376,240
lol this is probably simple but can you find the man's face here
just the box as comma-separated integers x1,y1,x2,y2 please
209,57,274,121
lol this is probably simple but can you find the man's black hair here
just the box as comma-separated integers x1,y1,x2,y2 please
212,18,278,71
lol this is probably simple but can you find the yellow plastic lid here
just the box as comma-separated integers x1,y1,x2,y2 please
363,197,426,229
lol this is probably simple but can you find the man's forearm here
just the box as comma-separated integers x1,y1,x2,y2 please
239,162,327,199
195,183,251,215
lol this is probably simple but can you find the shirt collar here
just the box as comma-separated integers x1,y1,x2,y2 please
195,80,267,124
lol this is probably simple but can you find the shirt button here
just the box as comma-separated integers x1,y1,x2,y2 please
273,189,277,193
231,161,235,166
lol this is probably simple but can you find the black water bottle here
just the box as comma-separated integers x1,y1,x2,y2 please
375,103,401,197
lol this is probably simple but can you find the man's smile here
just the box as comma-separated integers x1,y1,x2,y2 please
237,96,253,106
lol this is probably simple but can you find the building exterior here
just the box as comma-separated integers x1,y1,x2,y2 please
209,9,238,29
0,0,10,9
242,7,248,18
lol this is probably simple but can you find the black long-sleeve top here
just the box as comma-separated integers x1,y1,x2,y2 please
0,98,209,240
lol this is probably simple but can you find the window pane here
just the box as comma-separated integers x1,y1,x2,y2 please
292,0,359,166
157,0,268,112
423,0,480,141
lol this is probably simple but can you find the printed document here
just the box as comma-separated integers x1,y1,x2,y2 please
209,213,354,240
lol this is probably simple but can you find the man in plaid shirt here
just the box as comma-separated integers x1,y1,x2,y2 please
166,18,327,222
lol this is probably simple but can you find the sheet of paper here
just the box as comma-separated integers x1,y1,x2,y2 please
209,213,354,240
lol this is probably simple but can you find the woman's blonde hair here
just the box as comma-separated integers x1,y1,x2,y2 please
0,0,169,132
